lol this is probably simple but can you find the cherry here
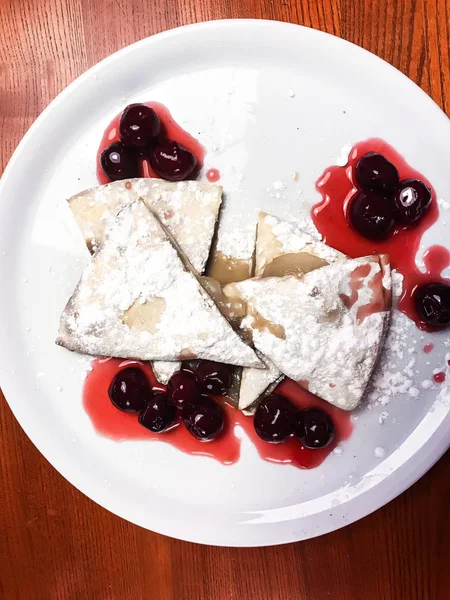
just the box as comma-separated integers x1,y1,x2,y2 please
167,370,201,410
393,178,432,225
253,395,297,443
348,191,395,240
149,139,197,181
138,392,176,432
119,104,160,149
182,397,224,441
295,408,334,448
108,367,151,412
180,362,198,375
100,141,138,181
355,152,399,194
196,361,233,396
414,282,450,329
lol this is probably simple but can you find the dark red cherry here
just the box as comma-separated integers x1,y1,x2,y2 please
138,392,176,432
355,152,399,193
167,370,201,410
349,191,395,240
119,104,160,149
149,139,197,181
108,367,151,412
253,395,297,443
393,178,432,225
414,282,450,329
196,361,233,396
295,408,334,448
180,361,198,375
182,397,224,441
100,141,138,181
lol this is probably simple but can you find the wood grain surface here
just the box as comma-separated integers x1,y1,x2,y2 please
1,1,450,598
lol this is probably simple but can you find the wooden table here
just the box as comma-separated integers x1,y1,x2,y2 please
1,1,449,598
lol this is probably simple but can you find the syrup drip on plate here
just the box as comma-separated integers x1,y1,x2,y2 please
312,139,450,330
97,102,205,185
433,372,446,384
83,359,352,469
206,168,221,183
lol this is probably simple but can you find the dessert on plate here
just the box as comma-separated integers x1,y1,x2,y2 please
233,211,347,412
68,177,223,383
225,254,391,411
58,198,261,367
69,178,222,272
56,102,450,469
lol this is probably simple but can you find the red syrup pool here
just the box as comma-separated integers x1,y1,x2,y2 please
83,359,352,469
312,139,450,330
236,379,352,469
97,102,205,185
84,358,239,465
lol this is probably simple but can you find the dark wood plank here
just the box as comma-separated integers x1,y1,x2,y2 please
1,0,449,598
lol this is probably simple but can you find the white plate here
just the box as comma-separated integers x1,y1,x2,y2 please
1,20,450,547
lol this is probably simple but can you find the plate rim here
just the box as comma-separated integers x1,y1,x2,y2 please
1,18,450,547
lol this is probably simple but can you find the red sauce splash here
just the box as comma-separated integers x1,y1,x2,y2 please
423,343,434,354
206,168,220,183
83,359,352,469
340,263,371,310
312,139,450,329
96,102,205,185
358,269,386,324
433,372,446,383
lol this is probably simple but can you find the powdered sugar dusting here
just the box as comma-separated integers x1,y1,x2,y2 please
228,256,390,410
374,446,386,458
391,269,404,303
438,198,450,211
68,178,222,273
266,179,288,200
58,200,262,368
361,303,446,429
239,354,282,411
215,222,257,261
335,143,353,167
258,213,345,271
366,313,413,407
378,410,389,424
239,211,347,409
152,361,180,385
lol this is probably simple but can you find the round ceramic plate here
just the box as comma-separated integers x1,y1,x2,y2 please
1,20,450,547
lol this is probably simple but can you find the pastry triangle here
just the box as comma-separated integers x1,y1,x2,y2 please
238,352,284,413
68,178,223,384
235,212,346,411
150,361,180,386
255,212,345,276
68,178,222,272
224,255,391,410
57,199,262,368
